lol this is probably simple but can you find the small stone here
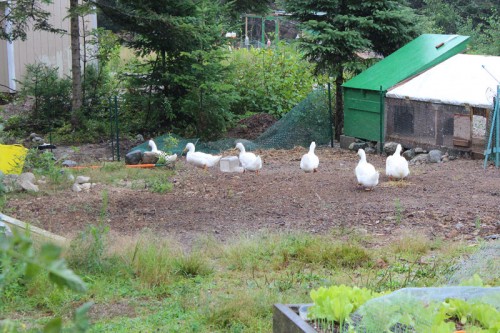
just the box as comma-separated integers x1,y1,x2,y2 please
17,172,39,192
72,183,82,192
484,234,499,240
80,183,91,191
349,142,367,151
364,147,377,154
136,134,145,142
62,160,78,167
402,149,416,160
414,147,426,154
75,176,90,184
455,222,464,230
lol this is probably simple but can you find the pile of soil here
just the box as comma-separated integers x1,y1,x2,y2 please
226,113,277,140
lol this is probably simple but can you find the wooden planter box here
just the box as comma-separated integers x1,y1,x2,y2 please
273,303,470,333
273,304,317,333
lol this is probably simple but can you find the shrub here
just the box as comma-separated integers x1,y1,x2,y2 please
17,63,71,133
225,42,325,119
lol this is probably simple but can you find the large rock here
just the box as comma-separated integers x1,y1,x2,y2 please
349,142,367,151
2,174,21,192
428,149,443,163
125,150,143,165
17,172,39,192
410,154,429,165
142,152,159,164
383,142,399,156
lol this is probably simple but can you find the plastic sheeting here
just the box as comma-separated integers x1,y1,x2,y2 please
386,54,500,109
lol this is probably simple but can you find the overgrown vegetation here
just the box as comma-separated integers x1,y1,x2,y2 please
0,227,483,332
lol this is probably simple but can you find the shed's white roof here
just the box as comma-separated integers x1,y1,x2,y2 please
386,54,500,109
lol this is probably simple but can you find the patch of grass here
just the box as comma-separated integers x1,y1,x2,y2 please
1,230,477,332
388,231,433,258
202,288,273,331
127,235,179,287
66,191,110,273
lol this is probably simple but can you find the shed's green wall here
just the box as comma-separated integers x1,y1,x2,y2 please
343,34,469,142
344,89,382,141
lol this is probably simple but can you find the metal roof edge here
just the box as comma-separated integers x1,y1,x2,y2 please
343,34,470,91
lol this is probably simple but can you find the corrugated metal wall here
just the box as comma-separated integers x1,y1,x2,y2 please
0,40,8,90
1,0,96,93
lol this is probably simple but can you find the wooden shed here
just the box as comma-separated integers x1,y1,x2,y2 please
0,0,97,93
342,34,469,148
385,54,500,156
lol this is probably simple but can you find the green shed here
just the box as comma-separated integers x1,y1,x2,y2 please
342,34,470,145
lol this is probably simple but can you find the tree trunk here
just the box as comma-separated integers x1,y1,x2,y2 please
334,66,344,140
70,0,82,128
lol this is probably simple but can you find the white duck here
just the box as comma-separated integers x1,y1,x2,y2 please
385,144,409,180
148,139,177,164
300,141,319,173
355,149,379,190
235,142,262,173
183,142,221,169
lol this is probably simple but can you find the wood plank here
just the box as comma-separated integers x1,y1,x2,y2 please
0,212,67,244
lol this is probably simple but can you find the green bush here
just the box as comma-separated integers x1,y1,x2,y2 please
2,115,26,138
225,43,324,119
17,63,71,133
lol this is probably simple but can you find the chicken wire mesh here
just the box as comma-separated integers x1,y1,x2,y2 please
484,93,499,165
131,88,332,155
348,286,500,333
305,241,499,333
442,240,499,286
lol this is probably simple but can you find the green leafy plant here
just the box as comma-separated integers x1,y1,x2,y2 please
308,285,380,329
162,134,179,155
0,230,91,332
23,148,64,184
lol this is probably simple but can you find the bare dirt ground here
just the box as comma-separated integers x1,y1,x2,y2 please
5,144,500,247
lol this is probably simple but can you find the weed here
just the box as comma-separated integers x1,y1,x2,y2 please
146,175,173,193
474,217,481,229
162,134,179,154
127,233,180,287
174,252,213,278
394,198,403,224
23,149,66,185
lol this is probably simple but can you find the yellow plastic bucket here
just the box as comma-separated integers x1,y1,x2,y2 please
0,144,28,175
